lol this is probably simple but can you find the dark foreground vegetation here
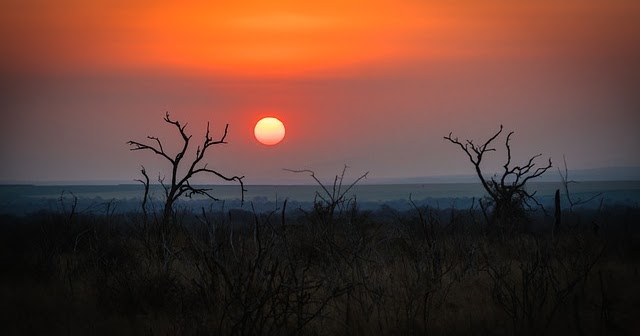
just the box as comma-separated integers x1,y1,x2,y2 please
3,118,637,335
1,200,639,335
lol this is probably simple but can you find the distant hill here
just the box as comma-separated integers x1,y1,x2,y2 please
0,180,135,186
2,167,639,186
367,166,640,184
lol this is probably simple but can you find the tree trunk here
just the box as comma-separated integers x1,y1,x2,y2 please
554,189,561,233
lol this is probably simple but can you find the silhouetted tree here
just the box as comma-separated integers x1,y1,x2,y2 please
444,125,551,226
128,112,245,224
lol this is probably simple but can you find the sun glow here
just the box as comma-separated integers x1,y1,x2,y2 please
254,117,286,146
0,1,440,77
3,1,637,78
138,2,425,77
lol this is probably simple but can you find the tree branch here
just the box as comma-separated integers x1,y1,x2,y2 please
134,165,150,217
127,139,174,164
129,113,246,220
445,125,551,222
444,125,504,200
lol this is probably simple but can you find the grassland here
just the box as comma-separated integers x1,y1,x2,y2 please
1,201,639,335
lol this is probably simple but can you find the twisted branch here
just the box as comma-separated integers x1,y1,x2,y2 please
128,112,245,222
444,125,552,221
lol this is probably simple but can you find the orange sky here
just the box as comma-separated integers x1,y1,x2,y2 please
1,0,639,183
3,0,639,77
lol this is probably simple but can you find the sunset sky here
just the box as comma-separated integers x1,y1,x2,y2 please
1,0,639,184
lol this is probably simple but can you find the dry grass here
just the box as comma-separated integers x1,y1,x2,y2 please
1,205,639,335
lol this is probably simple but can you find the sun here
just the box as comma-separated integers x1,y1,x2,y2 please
254,117,285,146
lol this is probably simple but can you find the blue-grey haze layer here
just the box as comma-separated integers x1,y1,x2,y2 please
1,181,639,216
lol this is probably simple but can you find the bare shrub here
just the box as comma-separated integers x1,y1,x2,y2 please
445,125,552,230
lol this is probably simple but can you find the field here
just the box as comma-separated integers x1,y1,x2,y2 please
1,185,639,335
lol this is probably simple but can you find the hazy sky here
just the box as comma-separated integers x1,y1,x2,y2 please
1,0,639,184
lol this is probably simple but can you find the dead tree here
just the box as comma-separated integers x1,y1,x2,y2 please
444,125,551,225
128,112,245,224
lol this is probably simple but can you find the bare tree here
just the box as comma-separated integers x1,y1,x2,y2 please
128,112,245,224
444,125,552,224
